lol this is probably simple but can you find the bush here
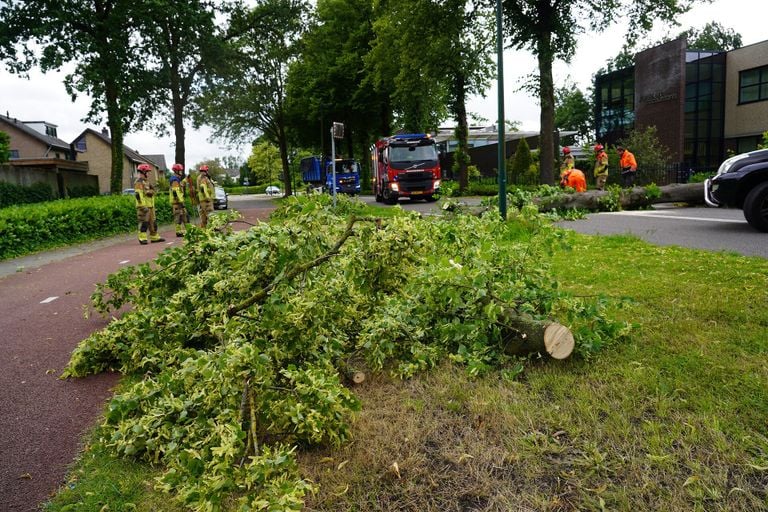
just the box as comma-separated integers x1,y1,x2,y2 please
0,181,55,208
0,195,172,260
67,185,100,199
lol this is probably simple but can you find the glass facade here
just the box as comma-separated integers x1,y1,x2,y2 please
594,67,635,146
684,50,726,170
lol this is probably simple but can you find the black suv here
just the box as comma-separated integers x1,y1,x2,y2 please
705,149,768,232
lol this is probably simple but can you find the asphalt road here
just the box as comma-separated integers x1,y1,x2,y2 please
555,206,768,258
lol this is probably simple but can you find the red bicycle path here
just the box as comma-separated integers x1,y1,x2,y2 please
0,202,275,511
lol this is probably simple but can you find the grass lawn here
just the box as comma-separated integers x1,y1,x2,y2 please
45,220,768,511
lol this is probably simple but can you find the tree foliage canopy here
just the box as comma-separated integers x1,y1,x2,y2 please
0,131,10,163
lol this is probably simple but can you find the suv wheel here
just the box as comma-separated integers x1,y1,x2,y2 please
743,181,768,232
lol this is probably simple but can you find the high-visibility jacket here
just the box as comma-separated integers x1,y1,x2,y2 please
594,151,609,176
197,173,214,201
619,150,637,172
560,169,587,192
560,154,575,177
134,177,155,208
169,175,185,204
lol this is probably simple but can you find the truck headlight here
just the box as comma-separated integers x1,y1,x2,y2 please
433,180,441,189
390,183,399,192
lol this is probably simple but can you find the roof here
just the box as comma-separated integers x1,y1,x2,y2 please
144,154,168,170
0,113,71,151
73,128,147,164
434,125,578,144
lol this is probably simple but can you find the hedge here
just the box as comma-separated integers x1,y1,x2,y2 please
0,181,55,208
0,195,173,261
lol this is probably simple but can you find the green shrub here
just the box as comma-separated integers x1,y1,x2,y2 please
0,181,55,208
0,195,172,260
67,185,100,199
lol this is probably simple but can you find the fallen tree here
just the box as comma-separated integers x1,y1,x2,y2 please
534,182,705,212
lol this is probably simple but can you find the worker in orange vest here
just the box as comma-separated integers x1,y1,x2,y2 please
560,167,587,192
618,146,638,187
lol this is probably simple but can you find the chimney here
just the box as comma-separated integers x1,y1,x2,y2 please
101,127,109,138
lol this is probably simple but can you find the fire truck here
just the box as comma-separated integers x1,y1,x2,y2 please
371,133,441,204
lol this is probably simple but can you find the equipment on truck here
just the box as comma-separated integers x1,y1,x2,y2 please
300,156,361,195
371,133,441,204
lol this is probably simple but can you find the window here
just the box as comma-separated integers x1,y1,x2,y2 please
9,149,19,159
739,66,768,104
75,138,87,152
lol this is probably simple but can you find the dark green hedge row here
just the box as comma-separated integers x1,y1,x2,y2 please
0,195,172,260
0,181,55,208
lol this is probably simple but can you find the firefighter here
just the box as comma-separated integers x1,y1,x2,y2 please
196,164,215,228
593,144,609,190
134,164,165,244
560,167,587,192
618,146,638,187
560,147,575,179
169,163,188,237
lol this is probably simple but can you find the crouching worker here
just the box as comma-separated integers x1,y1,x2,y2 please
135,164,165,244
560,167,587,192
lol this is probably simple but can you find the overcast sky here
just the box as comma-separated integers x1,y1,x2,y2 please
0,0,763,168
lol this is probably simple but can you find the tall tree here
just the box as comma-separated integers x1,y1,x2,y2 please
200,0,309,196
680,21,742,51
554,85,593,145
285,0,385,160
246,141,282,185
0,131,10,163
500,0,696,185
132,1,233,169
0,0,155,193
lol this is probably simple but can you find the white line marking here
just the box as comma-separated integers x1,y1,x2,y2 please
119,260,130,264
40,296,59,304
604,211,744,224
166,242,174,245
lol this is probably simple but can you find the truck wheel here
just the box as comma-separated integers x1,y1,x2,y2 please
743,181,768,232
375,188,383,202
424,194,437,202
383,189,398,205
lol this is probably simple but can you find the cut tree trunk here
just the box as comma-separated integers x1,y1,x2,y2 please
501,313,574,360
534,182,704,212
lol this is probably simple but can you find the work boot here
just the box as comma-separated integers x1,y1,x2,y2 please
150,237,166,243
139,239,148,245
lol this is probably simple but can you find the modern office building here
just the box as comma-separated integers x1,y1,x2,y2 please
594,37,768,172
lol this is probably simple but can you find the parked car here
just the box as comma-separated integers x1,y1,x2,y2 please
705,148,768,232
265,186,281,196
122,188,135,196
214,186,228,210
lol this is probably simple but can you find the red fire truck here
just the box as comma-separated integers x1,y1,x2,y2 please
371,133,441,204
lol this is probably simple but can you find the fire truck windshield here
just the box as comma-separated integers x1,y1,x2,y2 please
388,144,438,169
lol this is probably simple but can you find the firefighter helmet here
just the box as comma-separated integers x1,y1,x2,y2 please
172,163,184,173
562,147,571,155
137,163,151,173
594,144,604,152
199,165,209,172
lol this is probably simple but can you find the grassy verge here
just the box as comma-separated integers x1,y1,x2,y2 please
43,221,768,511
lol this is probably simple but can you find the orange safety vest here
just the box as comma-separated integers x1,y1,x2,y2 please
619,150,637,171
561,169,587,192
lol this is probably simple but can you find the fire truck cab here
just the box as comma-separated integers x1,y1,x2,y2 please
371,133,441,204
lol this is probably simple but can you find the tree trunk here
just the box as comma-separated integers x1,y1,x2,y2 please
454,74,469,193
533,182,705,211
501,312,574,360
105,83,124,194
537,34,556,186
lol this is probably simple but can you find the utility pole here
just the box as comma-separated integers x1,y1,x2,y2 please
496,0,507,219
331,122,344,207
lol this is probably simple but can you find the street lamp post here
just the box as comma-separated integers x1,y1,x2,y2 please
496,0,507,219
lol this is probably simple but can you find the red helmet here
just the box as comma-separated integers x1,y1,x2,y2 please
594,144,604,152
198,165,209,172
562,147,571,155
137,163,151,172
172,163,184,172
